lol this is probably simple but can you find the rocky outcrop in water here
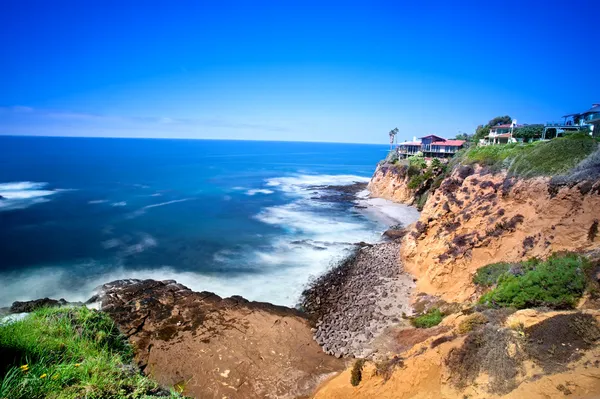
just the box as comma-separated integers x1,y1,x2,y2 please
301,242,414,359
93,279,343,399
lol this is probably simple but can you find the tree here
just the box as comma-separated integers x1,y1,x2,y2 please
488,115,512,127
454,133,472,141
513,124,544,141
389,127,399,150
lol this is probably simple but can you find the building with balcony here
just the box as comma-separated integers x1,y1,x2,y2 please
397,134,465,158
483,123,521,145
543,103,599,139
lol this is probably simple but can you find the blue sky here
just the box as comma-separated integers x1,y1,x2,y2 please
1,0,598,143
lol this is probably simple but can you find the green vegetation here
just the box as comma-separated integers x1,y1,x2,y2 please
472,262,511,287
461,134,598,177
479,254,590,310
407,157,446,190
0,307,185,399
512,124,544,141
350,359,365,387
410,308,444,328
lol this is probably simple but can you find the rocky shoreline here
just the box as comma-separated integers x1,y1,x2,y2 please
300,240,415,359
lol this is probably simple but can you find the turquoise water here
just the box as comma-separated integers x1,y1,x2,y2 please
0,136,412,306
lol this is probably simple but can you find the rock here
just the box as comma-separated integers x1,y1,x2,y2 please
94,279,343,399
383,227,408,240
10,297,68,313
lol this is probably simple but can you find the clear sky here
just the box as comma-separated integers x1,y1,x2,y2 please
1,0,599,144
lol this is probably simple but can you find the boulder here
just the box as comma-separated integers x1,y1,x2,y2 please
10,297,68,313
93,279,343,399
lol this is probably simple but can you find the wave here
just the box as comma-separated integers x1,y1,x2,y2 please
88,199,109,204
143,199,190,209
266,174,369,192
245,189,274,196
0,181,59,211
111,201,127,207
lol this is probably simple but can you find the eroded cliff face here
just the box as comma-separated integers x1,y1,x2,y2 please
401,166,600,303
95,279,344,399
313,309,600,399
367,163,418,205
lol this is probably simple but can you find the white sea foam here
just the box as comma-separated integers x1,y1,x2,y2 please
245,189,274,196
126,198,191,219
0,174,420,308
265,174,370,195
88,199,109,204
0,181,58,211
143,199,189,209
111,201,127,207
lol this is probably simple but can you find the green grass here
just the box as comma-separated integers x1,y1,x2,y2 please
0,307,186,399
461,134,598,177
472,262,511,287
479,254,591,310
410,308,444,328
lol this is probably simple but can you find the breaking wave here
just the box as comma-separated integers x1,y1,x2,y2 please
0,181,58,211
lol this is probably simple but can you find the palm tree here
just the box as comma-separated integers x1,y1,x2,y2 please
389,128,399,150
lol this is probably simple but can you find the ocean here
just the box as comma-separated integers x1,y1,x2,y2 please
0,136,419,307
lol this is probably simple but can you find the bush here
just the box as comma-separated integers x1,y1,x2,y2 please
479,254,590,309
411,308,444,328
460,134,598,177
473,263,511,286
457,313,488,334
0,307,185,399
350,359,365,386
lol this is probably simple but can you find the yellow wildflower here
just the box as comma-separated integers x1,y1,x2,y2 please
74,363,81,367
52,374,59,380
19,364,29,372
39,374,47,379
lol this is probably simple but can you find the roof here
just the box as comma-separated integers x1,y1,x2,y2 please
431,140,465,147
562,104,600,118
490,124,512,129
398,141,421,146
582,104,600,115
486,133,512,138
419,134,446,140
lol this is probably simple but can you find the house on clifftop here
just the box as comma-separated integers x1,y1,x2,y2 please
543,103,599,139
397,134,465,159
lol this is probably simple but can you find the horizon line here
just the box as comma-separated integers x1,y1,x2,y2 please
0,133,390,146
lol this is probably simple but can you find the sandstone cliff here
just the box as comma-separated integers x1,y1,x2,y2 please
401,165,600,303
367,163,417,205
314,309,600,399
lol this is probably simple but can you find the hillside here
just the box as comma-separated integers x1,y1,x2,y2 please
316,135,600,398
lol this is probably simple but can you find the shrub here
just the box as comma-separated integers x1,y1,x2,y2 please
411,308,444,328
479,254,590,309
350,359,365,386
459,135,598,177
457,313,488,334
446,325,524,394
374,356,403,382
473,263,510,286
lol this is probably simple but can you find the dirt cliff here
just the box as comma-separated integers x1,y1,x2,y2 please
313,309,600,399
400,165,600,302
94,279,344,399
367,163,417,205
